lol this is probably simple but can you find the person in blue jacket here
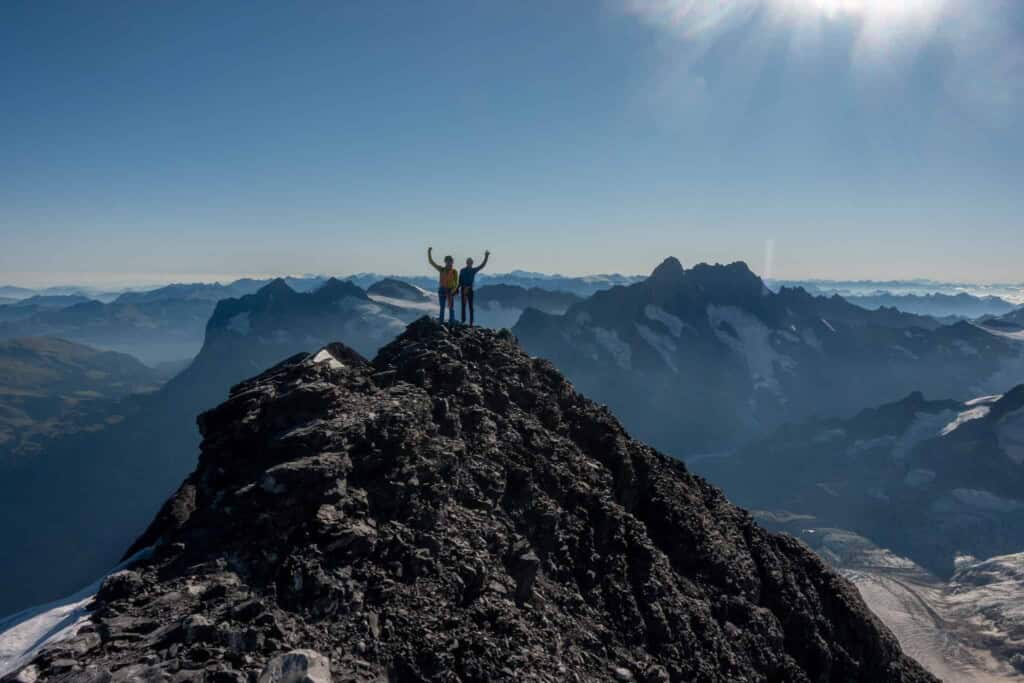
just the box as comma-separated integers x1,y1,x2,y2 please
459,250,490,326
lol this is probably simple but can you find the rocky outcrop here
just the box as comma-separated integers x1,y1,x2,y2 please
4,319,934,682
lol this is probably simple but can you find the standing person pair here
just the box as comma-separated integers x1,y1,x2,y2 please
427,247,490,325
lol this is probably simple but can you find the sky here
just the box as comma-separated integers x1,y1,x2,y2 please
2,0,1022,287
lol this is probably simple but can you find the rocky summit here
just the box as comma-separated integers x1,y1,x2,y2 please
6,319,934,682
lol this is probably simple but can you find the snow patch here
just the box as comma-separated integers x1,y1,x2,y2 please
950,488,1024,513
311,349,344,370
0,548,152,677
368,294,436,314
643,305,687,338
593,327,631,370
707,305,795,398
941,406,992,436
890,345,920,361
904,469,936,488
952,339,980,357
965,394,1003,407
820,318,836,333
635,324,678,373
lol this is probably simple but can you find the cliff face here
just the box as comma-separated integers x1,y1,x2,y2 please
7,319,933,682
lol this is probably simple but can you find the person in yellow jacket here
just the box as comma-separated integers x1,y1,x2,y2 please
428,247,459,324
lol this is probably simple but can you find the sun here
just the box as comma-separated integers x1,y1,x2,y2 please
783,0,943,22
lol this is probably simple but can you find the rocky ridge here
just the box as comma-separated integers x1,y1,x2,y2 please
5,319,934,682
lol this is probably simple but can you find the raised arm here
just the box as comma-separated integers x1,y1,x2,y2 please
427,247,442,271
477,250,490,271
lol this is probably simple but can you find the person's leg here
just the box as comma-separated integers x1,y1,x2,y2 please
447,290,456,324
460,289,467,323
468,288,475,326
438,288,446,322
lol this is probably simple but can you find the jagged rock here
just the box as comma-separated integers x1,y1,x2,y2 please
4,319,934,682
258,650,331,683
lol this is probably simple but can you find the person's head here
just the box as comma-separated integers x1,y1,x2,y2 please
444,255,454,267
465,257,474,267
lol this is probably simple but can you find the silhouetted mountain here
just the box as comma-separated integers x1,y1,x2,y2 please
0,320,932,682
514,258,1024,455
0,279,419,616
0,338,161,462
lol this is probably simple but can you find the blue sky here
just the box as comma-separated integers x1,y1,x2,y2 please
2,0,1022,287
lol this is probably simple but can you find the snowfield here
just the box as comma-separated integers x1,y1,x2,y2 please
809,530,1024,681
0,549,151,677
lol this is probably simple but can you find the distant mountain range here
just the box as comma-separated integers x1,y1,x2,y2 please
514,258,1024,455
0,297,218,365
843,292,1018,320
0,278,419,616
771,278,1024,307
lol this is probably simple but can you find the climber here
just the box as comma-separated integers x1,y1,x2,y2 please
428,247,459,324
459,250,490,326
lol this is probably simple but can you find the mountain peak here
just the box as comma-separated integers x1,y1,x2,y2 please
16,317,932,683
649,256,685,282
256,277,295,298
313,277,366,301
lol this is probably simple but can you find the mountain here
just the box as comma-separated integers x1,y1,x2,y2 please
366,277,433,303
979,308,1024,337
0,338,162,462
694,387,1024,578
769,279,1024,308
113,282,258,304
0,286,37,300
0,298,218,365
843,292,1017,319
0,279,420,617
514,258,1024,455
0,319,932,682
166,278,417,410
0,295,95,323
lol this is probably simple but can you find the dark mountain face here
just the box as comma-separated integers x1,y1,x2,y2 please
475,284,580,314
0,337,162,462
695,386,1024,577
366,278,432,302
513,259,1024,455
4,319,932,683
0,279,421,616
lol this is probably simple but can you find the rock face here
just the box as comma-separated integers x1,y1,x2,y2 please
513,258,1024,455
5,319,934,682
699,386,1024,577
